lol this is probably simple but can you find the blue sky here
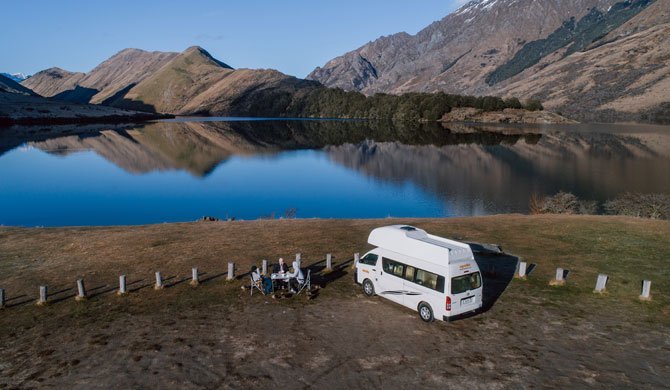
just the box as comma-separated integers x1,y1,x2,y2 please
2,0,463,78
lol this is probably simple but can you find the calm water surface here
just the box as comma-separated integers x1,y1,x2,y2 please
1,119,669,226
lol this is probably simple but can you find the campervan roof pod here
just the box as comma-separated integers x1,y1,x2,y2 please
367,225,473,265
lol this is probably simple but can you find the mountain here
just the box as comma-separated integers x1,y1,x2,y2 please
22,46,319,117
308,0,666,122
490,0,670,122
22,48,178,104
21,67,85,97
0,73,28,82
107,46,320,116
0,74,167,126
0,73,37,95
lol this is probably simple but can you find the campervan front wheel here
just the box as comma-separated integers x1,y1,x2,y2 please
362,279,375,296
418,302,434,322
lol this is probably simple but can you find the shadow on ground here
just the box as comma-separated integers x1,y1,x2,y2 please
470,246,519,313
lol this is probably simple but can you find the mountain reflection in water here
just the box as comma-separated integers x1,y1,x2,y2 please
0,119,669,225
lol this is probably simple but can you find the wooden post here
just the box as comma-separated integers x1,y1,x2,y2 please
191,267,199,286
326,253,332,270
37,285,48,306
0,288,5,309
76,279,87,301
227,262,235,280
640,280,652,301
262,259,268,275
593,274,608,293
155,272,164,290
550,267,566,286
118,275,127,295
352,252,360,270
516,262,527,279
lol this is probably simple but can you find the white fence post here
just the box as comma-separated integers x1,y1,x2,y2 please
640,280,652,301
262,259,268,275
295,253,301,266
118,275,127,295
594,274,608,293
191,267,199,286
550,267,566,286
326,253,332,270
227,262,235,280
517,262,527,279
155,272,164,290
37,285,48,306
76,279,87,301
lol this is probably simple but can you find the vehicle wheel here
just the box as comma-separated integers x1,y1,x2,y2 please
362,279,375,296
418,302,434,322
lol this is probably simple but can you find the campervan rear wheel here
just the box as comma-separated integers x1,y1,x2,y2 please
418,302,434,322
362,279,375,296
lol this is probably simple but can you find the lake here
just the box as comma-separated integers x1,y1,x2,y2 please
1,119,669,226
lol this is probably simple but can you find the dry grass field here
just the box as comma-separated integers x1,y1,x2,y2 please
0,215,668,388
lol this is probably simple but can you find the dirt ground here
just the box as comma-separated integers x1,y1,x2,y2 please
0,216,669,388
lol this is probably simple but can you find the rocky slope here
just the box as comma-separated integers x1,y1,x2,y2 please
309,0,666,122
440,107,577,124
490,19,670,122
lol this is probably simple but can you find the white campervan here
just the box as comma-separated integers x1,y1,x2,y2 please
356,225,483,322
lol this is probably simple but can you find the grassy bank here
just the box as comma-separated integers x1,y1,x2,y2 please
1,215,669,387
0,215,667,320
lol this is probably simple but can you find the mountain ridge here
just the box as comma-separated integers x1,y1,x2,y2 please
308,0,666,122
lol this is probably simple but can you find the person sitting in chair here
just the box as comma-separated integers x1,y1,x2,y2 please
251,265,272,294
273,258,289,274
286,260,305,294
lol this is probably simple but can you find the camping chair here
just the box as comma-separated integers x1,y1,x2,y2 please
294,269,311,295
250,274,265,296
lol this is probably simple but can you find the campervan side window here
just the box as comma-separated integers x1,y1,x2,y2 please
416,269,438,290
360,253,378,266
383,258,445,293
404,266,416,282
382,259,404,277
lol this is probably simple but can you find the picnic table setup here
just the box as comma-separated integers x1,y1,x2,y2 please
249,258,313,298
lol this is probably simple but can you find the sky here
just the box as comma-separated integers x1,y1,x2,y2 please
1,0,464,78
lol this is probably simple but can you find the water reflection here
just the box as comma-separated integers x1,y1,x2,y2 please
1,120,543,177
0,119,669,225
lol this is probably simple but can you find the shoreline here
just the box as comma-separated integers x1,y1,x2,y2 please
0,112,173,127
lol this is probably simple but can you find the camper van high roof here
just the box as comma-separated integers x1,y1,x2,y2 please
367,225,473,265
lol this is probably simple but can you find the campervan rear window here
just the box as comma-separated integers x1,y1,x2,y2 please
451,272,482,295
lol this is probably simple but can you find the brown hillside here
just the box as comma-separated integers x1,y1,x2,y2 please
21,49,178,105
20,67,85,97
116,46,316,115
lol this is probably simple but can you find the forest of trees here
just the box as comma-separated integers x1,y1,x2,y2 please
285,88,544,121
235,85,544,120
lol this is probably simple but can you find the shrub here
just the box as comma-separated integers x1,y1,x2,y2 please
524,99,544,111
531,191,597,215
604,193,670,220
